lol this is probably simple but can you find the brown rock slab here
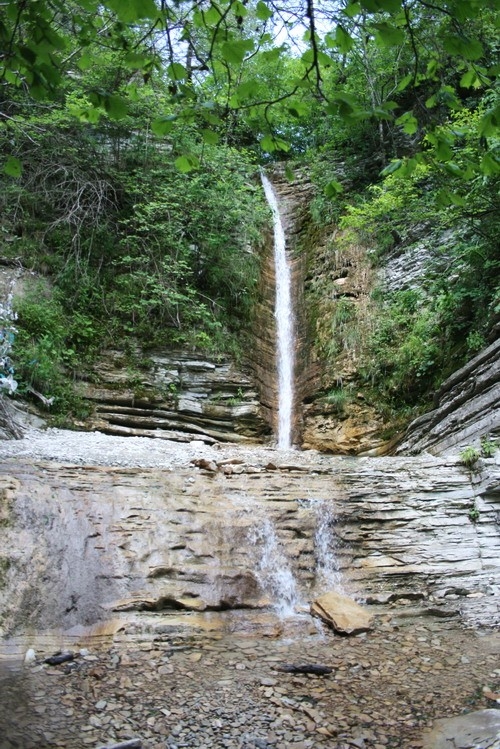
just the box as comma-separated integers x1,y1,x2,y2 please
311,591,373,635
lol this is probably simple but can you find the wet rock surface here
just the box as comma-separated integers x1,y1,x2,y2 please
1,621,499,749
0,428,499,636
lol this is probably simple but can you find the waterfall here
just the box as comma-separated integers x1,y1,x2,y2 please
248,516,299,618
261,172,295,450
309,498,346,594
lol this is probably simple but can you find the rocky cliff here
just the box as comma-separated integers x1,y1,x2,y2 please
0,442,498,640
80,348,270,444
397,337,500,455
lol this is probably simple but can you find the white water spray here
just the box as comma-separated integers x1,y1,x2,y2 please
261,172,295,450
249,516,299,618
310,498,346,594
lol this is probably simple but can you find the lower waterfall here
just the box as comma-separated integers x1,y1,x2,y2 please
261,172,295,449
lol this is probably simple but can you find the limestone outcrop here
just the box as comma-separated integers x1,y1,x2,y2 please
421,709,500,749
397,337,500,455
80,349,270,444
0,448,498,638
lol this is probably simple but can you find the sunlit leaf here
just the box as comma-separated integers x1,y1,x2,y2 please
288,101,308,118
459,68,484,89
396,73,413,92
396,112,418,135
175,154,200,173
204,5,222,25
256,1,273,20
343,2,362,17
381,159,403,176
260,134,276,152
233,1,248,18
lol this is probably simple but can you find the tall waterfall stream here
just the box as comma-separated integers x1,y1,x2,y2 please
261,173,295,449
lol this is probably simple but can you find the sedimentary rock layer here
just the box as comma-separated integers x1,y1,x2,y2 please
0,450,498,638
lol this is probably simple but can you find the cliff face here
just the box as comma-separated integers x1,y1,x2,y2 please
0,449,498,638
397,338,500,455
2,178,499,456
80,348,270,444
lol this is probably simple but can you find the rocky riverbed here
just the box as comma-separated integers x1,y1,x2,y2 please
1,618,499,749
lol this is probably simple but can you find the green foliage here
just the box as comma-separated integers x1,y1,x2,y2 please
324,387,349,416
468,503,480,523
1,0,498,174
12,290,91,417
480,436,498,458
459,446,481,469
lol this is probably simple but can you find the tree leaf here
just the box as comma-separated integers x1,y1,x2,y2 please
167,63,188,81
343,2,362,17
3,156,22,178
255,1,273,21
104,94,128,119
233,1,248,19
396,73,413,92
175,154,200,173
480,152,500,176
221,39,254,65
260,134,276,152
288,101,308,118
381,159,403,176
325,180,343,197
151,117,175,136
373,22,405,47
479,106,500,138
334,25,354,53
201,128,219,145
443,34,484,61
396,111,418,135
104,0,157,22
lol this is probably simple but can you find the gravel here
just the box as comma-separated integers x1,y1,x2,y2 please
0,427,327,470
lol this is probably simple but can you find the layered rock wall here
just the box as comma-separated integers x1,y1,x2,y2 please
80,349,270,444
398,337,500,455
1,450,498,639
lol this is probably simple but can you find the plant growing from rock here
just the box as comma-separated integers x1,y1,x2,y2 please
459,445,481,469
480,436,498,458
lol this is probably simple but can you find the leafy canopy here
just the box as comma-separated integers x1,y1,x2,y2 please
1,0,499,175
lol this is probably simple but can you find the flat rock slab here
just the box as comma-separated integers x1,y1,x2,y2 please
311,591,373,635
421,709,500,749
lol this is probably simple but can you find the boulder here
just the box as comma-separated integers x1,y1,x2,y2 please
421,709,500,749
310,591,373,635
